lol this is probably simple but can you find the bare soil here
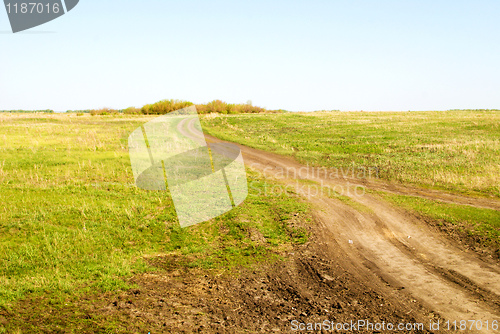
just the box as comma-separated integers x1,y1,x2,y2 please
3,217,433,333
203,128,500,333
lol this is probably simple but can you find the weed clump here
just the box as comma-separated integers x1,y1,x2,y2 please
196,100,266,114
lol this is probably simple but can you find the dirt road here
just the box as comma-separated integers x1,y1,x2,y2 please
178,118,500,332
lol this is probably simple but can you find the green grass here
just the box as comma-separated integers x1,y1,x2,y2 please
2,110,498,331
381,193,500,247
0,113,310,312
200,110,500,198
327,191,374,214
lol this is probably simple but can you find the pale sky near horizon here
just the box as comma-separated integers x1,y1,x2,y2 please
1,0,499,112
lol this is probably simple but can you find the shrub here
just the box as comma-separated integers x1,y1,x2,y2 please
196,100,267,114
196,100,231,114
123,107,141,115
82,99,284,116
66,110,91,114
141,99,194,115
90,108,119,116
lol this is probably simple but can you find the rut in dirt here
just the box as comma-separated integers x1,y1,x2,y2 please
181,119,500,332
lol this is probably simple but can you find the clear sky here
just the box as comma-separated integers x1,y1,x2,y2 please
1,0,499,111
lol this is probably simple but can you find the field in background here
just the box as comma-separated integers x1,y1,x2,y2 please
201,110,500,251
0,113,310,331
201,110,500,198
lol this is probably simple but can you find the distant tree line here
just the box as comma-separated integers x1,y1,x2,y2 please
447,109,500,111
2,99,288,115
85,99,286,116
66,109,91,114
0,109,54,113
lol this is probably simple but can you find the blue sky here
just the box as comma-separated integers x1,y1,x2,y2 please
1,0,499,111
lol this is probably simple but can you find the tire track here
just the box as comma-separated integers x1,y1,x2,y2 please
185,119,500,332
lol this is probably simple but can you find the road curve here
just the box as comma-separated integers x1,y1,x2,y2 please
183,118,500,333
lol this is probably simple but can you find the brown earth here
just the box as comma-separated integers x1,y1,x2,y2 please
199,122,500,333
155,117,500,333
2,216,434,333
98,221,435,333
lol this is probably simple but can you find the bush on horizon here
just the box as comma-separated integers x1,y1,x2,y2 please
140,99,275,115
141,99,194,115
123,106,141,115
17,99,286,116
90,107,120,116
196,100,267,114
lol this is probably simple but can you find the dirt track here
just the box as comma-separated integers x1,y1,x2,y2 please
4,116,500,333
177,117,500,332
60,119,500,333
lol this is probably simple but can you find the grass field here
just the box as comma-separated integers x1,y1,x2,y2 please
0,113,310,331
201,110,500,198
200,110,500,250
381,192,500,249
1,111,499,331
